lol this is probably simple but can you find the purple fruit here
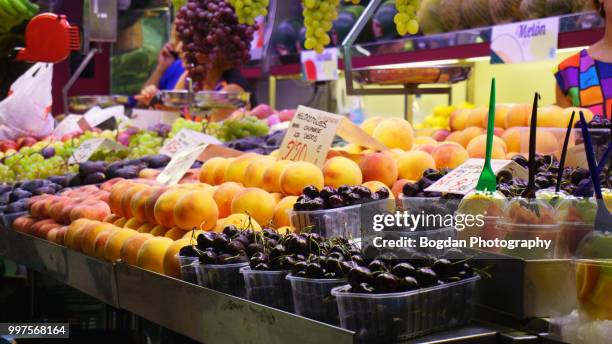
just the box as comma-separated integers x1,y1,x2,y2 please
79,161,106,178
33,186,56,195
41,146,55,158
5,200,28,214
9,189,32,202
83,172,106,185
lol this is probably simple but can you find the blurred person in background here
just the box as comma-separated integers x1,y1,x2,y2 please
555,0,612,119
135,27,184,106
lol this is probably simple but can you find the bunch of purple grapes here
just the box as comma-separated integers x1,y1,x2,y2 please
175,0,255,85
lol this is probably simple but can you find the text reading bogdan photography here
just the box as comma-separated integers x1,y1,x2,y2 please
370,211,552,251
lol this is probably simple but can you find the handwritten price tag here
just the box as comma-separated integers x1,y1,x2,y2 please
157,144,208,185
68,138,128,164
159,129,221,158
425,159,527,195
278,106,342,167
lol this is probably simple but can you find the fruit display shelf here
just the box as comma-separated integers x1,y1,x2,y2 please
0,222,516,342
0,224,119,307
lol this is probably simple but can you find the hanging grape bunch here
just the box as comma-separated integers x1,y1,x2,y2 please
227,0,269,25
175,0,255,89
394,0,420,36
302,0,341,53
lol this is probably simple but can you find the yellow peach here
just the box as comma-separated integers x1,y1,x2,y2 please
372,118,414,150
280,161,324,196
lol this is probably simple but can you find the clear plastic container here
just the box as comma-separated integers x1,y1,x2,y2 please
195,261,248,297
457,216,502,253
286,274,347,325
497,223,561,259
240,267,293,312
574,259,612,321
176,255,199,284
558,222,594,258
332,276,480,343
290,204,361,238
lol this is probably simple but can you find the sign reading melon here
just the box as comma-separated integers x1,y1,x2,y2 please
278,106,342,168
491,17,559,64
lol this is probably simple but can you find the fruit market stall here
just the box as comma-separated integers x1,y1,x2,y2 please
1,0,612,344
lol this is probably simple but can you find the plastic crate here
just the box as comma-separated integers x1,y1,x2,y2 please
176,255,198,284
286,274,346,325
290,204,362,238
195,261,248,297
240,267,293,312
332,276,479,343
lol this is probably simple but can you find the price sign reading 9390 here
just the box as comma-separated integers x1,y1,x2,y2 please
278,106,342,168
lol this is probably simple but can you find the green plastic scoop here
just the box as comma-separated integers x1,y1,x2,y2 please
476,78,497,193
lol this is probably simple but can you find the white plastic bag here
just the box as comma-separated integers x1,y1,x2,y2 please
0,63,55,140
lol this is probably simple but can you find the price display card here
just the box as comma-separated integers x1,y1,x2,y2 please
83,106,124,128
53,115,92,137
425,159,528,195
68,138,128,164
157,144,208,185
278,106,343,167
159,129,221,158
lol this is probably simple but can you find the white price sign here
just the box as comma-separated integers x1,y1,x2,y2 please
425,159,528,195
159,129,221,158
68,138,128,164
53,115,92,137
278,106,343,167
83,105,124,127
491,17,559,64
157,144,208,185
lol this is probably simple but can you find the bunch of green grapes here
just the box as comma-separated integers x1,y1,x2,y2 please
168,118,205,139
2,151,71,182
394,0,420,36
228,0,269,25
215,115,269,142
126,131,164,159
302,0,339,53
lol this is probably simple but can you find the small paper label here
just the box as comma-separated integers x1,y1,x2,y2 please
157,144,208,185
68,138,128,164
491,17,559,64
277,105,343,167
83,105,124,128
425,159,528,195
301,48,339,81
53,115,91,137
159,129,221,158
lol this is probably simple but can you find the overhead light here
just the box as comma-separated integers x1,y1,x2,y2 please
369,59,460,69
557,46,589,54
465,56,490,62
